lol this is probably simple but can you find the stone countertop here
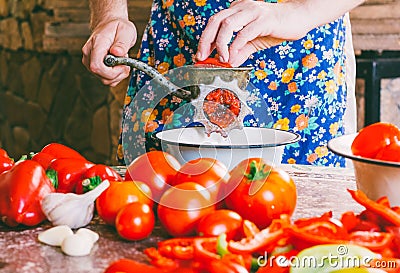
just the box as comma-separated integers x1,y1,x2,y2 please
0,165,363,273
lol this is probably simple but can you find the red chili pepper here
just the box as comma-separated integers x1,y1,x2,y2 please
228,216,290,254
104,258,166,273
0,160,55,227
194,57,232,68
31,151,56,170
286,220,349,250
144,247,180,270
193,237,220,263
75,164,122,194
47,158,94,193
349,230,394,252
157,238,195,260
0,148,14,174
348,189,400,226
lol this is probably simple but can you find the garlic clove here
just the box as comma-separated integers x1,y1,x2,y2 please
76,228,99,244
38,225,73,246
61,233,94,256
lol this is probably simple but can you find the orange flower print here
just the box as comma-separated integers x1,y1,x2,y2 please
307,153,318,164
281,68,295,84
325,80,337,94
131,112,137,122
183,14,196,26
254,70,267,80
178,39,185,48
133,121,139,132
145,121,159,133
148,56,155,66
295,114,309,131
329,122,339,136
179,20,185,28
290,104,301,113
159,98,168,106
303,39,314,50
173,53,186,67
287,158,296,164
124,95,132,106
157,62,170,74
141,108,158,123
287,82,298,93
162,0,174,8
268,81,278,90
273,118,290,131
302,53,318,69
162,108,174,124
259,60,266,69
333,39,340,49
194,0,207,6
333,61,341,78
317,70,327,79
315,146,328,158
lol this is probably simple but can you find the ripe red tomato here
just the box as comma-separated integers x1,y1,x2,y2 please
173,158,229,203
96,181,153,225
375,141,400,162
125,151,181,202
157,182,215,237
197,209,243,241
351,122,400,159
224,158,297,229
115,202,155,240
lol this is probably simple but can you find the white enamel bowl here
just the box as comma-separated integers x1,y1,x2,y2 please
328,134,400,206
155,127,300,170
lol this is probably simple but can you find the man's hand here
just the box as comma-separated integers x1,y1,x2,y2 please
82,19,137,87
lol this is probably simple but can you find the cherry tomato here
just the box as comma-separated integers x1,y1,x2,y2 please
125,151,181,202
173,158,229,203
197,209,243,241
115,202,155,240
96,181,153,225
157,182,215,237
224,158,297,229
351,122,400,159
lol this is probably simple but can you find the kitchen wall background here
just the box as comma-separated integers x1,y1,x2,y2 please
0,0,399,164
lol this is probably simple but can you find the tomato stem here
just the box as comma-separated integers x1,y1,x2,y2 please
245,161,270,181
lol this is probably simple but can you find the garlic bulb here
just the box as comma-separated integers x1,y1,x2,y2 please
41,180,110,229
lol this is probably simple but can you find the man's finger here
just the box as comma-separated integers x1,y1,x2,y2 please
229,42,257,67
110,22,137,56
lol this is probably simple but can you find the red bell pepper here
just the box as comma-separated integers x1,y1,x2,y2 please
349,230,394,252
75,164,122,194
47,158,94,193
31,143,87,169
0,148,14,174
0,160,55,227
348,189,400,226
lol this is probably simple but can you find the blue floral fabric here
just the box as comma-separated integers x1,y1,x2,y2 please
118,0,349,167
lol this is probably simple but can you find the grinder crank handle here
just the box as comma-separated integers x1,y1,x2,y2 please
104,54,197,100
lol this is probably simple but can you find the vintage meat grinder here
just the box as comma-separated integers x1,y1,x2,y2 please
104,55,253,136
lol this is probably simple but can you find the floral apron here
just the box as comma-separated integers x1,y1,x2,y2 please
118,0,349,167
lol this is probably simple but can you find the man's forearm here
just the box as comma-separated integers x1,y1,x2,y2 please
89,0,129,30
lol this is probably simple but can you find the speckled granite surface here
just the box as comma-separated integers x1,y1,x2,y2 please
0,165,362,273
